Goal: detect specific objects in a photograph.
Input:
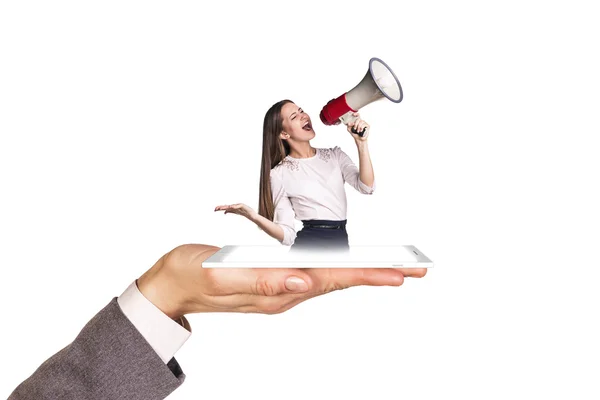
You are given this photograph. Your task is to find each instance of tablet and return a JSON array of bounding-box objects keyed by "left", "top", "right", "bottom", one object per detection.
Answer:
[{"left": 202, "top": 245, "right": 434, "bottom": 268}]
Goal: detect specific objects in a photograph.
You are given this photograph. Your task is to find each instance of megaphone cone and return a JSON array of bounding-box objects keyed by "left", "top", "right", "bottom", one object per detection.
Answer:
[{"left": 320, "top": 58, "right": 403, "bottom": 135}]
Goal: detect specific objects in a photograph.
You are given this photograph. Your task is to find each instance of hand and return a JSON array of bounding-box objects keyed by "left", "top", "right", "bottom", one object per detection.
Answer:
[
  {"left": 214, "top": 203, "right": 257, "bottom": 221},
  {"left": 137, "top": 244, "right": 427, "bottom": 319},
  {"left": 346, "top": 112, "right": 370, "bottom": 141}
]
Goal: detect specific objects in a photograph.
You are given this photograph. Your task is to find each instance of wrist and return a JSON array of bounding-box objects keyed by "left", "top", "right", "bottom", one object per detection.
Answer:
[
  {"left": 248, "top": 210, "right": 261, "bottom": 223},
  {"left": 137, "top": 265, "right": 185, "bottom": 320},
  {"left": 356, "top": 140, "right": 368, "bottom": 150}
]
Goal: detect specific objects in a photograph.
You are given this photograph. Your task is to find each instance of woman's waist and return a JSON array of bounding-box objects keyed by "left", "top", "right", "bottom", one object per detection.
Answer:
[
  {"left": 300, "top": 219, "right": 347, "bottom": 229},
  {"left": 291, "top": 203, "right": 346, "bottom": 222}
]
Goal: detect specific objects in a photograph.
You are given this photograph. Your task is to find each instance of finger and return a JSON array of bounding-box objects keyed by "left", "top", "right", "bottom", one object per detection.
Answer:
[
  {"left": 226, "top": 268, "right": 404, "bottom": 314},
  {"left": 308, "top": 268, "right": 405, "bottom": 293},
  {"left": 395, "top": 268, "right": 427, "bottom": 278},
  {"left": 202, "top": 267, "right": 313, "bottom": 296},
  {"left": 211, "top": 284, "right": 314, "bottom": 314},
  {"left": 250, "top": 295, "right": 302, "bottom": 314},
  {"left": 233, "top": 288, "right": 322, "bottom": 314},
  {"left": 233, "top": 298, "right": 295, "bottom": 314}
]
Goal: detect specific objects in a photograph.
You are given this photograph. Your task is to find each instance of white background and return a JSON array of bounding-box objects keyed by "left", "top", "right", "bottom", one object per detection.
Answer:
[{"left": 1, "top": 1, "right": 599, "bottom": 399}]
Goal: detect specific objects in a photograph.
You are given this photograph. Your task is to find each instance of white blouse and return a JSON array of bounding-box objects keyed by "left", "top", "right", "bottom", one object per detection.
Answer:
[{"left": 270, "top": 146, "right": 375, "bottom": 246}]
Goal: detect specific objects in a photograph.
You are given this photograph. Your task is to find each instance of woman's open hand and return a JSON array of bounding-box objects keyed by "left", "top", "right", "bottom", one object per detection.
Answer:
[{"left": 214, "top": 203, "right": 257, "bottom": 221}]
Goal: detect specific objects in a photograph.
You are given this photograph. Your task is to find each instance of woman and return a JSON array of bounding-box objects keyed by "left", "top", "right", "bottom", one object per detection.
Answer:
[{"left": 214, "top": 100, "right": 375, "bottom": 251}]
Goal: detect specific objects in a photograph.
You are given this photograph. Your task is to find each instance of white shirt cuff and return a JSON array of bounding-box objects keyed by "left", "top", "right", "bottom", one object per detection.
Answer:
[
  {"left": 358, "top": 178, "right": 375, "bottom": 194},
  {"left": 117, "top": 281, "right": 191, "bottom": 364}
]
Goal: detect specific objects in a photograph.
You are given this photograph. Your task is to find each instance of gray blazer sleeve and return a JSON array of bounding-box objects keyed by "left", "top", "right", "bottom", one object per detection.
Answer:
[{"left": 8, "top": 298, "right": 185, "bottom": 400}]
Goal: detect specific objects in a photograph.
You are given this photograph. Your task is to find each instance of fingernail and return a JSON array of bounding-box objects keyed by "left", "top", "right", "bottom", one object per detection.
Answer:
[{"left": 285, "top": 276, "right": 308, "bottom": 292}]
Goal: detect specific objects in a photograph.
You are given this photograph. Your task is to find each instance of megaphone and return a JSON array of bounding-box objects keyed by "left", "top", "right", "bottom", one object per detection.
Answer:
[{"left": 320, "top": 57, "right": 403, "bottom": 136}]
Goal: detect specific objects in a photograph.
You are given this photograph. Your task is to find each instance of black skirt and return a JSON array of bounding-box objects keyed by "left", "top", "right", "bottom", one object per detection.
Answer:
[{"left": 291, "top": 219, "right": 349, "bottom": 252}]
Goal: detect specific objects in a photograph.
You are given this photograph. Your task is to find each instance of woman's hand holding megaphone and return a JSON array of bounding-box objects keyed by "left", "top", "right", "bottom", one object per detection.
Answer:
[{"left": 345, "top": 112, "right": 370, "bottom": 141}]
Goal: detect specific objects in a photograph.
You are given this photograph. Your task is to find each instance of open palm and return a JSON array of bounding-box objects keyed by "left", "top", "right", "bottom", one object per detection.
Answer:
[{"left": 214, "top": 203, "right": 256, "bottom": 220}]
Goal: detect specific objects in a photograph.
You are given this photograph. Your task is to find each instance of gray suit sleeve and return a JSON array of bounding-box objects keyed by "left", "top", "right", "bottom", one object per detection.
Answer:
[{"left": 8, "top": 298, "right": 185, "bottom": 400}]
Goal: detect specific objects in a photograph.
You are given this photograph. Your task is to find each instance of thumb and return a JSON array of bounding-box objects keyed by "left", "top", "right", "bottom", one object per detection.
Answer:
[
  {"left": 251, "top": 270, "right": 311, "bottom": 296},
  {"left": 284, "top": 276, "right": 310, "bottom": 293}
]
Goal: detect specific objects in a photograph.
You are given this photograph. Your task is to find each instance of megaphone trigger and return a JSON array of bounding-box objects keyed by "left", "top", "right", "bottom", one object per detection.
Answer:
[{"left": 351, "top": 126, "right": 367, "bottom": 137}]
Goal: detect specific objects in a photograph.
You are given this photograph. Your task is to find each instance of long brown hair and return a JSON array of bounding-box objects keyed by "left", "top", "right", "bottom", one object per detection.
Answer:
[{"left": 258, "top": 99, "right": 293, "bottom": 221}]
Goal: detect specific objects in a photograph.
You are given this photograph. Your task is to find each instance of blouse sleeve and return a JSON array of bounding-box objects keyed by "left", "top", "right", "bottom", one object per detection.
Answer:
[
  {"left": 270, "top": 167, "right": 297, "bottom": 246},
  {"left": 333, "top": 146, "right": 375, "bottom": 194}
]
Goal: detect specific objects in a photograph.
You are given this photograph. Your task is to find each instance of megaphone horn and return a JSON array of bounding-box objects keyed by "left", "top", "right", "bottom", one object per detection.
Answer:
[{"left": 320, "top": 57, "right": 403, "bottom": 136}]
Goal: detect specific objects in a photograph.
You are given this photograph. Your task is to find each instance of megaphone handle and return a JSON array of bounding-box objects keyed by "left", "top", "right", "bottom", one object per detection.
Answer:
[{"left": 341, "top": 112, "right": 366, "bottom": 137}]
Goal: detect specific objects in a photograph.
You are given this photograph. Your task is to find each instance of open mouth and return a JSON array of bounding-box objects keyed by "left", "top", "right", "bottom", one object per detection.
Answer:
[{"left": 302, "top": 121, "right": 312, "bottom": 131}]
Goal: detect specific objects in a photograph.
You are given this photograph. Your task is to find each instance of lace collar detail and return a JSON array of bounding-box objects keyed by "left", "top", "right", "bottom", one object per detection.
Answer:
[
  {"left": 280, "top": 148, "right": 332, "bottom": 171},
  {"left": 280, "top": 157, "right": 300, "bottom": 171}
]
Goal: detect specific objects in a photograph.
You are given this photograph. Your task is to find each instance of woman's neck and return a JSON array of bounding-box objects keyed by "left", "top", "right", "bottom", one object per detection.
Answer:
[{"left": 288, "top": 144, "right": 316, "bottom": 159}]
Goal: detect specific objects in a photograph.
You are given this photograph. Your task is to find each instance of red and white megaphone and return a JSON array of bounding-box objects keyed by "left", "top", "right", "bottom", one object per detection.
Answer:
[{"left": 320, "top": 57, "right": 403, "bottom": 136}]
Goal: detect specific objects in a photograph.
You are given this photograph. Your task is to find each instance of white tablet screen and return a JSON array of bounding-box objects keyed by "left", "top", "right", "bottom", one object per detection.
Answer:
[{"left": 217, "top": 245, "right": 420, "bottom": 263}]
